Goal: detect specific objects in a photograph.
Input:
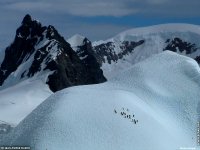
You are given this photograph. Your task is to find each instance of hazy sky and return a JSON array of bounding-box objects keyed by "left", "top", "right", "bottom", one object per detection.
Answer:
[{"left": 0, "top": 0, "right": 200, "bottom": 49}]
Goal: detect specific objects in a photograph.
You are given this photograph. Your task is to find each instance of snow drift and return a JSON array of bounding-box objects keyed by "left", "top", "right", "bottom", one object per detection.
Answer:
[{"left": 1, "top": 51, "right": 200, "bottom": 150}]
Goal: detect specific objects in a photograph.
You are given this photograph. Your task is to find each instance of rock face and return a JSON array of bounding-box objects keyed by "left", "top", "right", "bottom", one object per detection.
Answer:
[
  {"left": 75, "top": 38, "right": 106, "bottom": 82},
  {"left": 92, "top": 37, "right": 200, "bottom": 67},
  {"left": 164, "top": 37, "right": 198, "bottom": 54},
  {"left": 93, "top": 40, "right": 145, "bottom": 65},
  {"left": 164, "top": 37, "right": 200, "bottom": 63},
  {"left": 0, "top": 14, "right": 106, "bottom": 92}
]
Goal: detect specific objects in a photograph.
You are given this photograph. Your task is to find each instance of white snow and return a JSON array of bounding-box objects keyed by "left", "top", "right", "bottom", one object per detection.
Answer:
[
  {"left": 1, "top": 51, "right": 200, "bottom": 150},
  {"left": 0, "top": 28, "right": 68, "bottom": 127},
  {"left": 93, "top": 23, "right": 200, "bottom": 79},
  {"left": 0, "top": 79, "right": 52, "bottom": 126},
  {"left": 67, "top": 34, "right": 85, "bottom": 50}
]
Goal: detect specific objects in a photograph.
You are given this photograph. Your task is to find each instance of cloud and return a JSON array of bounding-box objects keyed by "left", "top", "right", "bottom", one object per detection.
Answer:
[
  {"left": 2, "top": 0, "right": 200, "bottom": 17},
  {"left": 3, "top": 0, "right": 137, "bottom": 17},
  {"left": 0, "top": 0, "right": 200, "bottom": 50},
  {"left": 5, "top": 2, "right": 52, "bottom": 11},
  {"left": 128, "top": 0, "right": 200, "bottom": 17},
  {"left": 64, "top": 2, "right": 138, "bottom": 17}
]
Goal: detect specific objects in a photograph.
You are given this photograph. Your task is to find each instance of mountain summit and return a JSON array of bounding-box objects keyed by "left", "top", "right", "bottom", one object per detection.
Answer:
[{"left": 0, "top": 14, "right": 106, "bottom": 92}]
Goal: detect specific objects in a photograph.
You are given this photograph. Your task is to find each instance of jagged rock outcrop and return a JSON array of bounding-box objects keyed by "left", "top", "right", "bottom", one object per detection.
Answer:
[
  {"left": 0, "top": 14, "right": 106, "bottom": 92},
  {"left": 93, "top": 40, "right": 145, "bottom": 65},
  {"left": 164, "top": 37, "right": 198, "bottom": 54}
]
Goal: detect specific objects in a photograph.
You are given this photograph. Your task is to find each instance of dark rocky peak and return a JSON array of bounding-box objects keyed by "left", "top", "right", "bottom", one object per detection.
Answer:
[
  {"left": 80, "top": 38, "right": 93, "bottom": 53},
  {"left": 46, "top": 25, "right": 56, "bottom": 39},
  {"left": 83, "top": 38, "right": 91, "bottom": 45},
  {"left": 68, "top": 37, "right": 106, "bottom": 88},
  {"left": 70, "top": 36, "right": 93, "bottom": 59},
  {"left": 0, "top": 15, "right": 47, "bottom": 85},
  {"left": 22, "top": 14, "right": 32, "bottom": 25},
  {"left": 17, "top": 14, "right": 44, "bottom": 40},
  {"left": 0, "top": 15, "right": 106, "bottom": 92}
]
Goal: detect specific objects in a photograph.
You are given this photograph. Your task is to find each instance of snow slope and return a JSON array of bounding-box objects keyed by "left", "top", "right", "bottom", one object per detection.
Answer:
[
  {"left": 67, "top": 34, "right": 85, "bottom": 51},
  {"left": 93, "top": 23, "right": 200, "bottom": 78},
  {"left": 0, "top": 78, "right": 52, "bottom": 126},
  {"left": 1, "top": 51, "right": 200, "bottom": 150}
]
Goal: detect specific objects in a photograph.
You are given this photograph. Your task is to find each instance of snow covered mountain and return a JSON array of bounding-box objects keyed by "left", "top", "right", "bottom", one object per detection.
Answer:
[
  {"left": 0, "top": 14, "right": 106, "bottom": 127},
  {"left": 95, "top": 24, "right": 200, "bottom": 78},
  {"left": 68, "top": 24, "right": 200, "bottom": 78},
  {"left": 0, "top": 14, "right": 106, "bottom": 92},
  {"left": 1, "top": 51, "right": 200, "bottom": 150}
]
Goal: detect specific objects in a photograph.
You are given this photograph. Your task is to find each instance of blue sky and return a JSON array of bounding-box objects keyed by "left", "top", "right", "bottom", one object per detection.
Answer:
[{"left": 0, "top": 0, "right": 200, "bottom": 49}]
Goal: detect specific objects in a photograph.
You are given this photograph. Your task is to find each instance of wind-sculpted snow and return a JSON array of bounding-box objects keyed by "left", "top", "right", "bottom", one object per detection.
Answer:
[{"left": 1, "top": 51, "right": 200, "bottom": 150}]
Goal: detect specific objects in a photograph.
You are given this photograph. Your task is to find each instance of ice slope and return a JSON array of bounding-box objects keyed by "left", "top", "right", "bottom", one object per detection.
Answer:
[
  {"left": 93, "top": 23, "right": 200, "bottom": 78},
  {"left": 0, "top": 78, "right": 52, "bottom": 126},
  {"left": 1, "top": 51, "right": 200, "bottom": 150}
]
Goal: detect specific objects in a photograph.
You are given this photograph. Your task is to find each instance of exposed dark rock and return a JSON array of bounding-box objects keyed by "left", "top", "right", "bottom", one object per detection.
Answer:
[
  {"left": 0, "top": 14, "right": 106, "bottom": 92},
  {"left": 195, "top": 56, "right": 200, "bottom": 64},
  {"left": 0, "top": 14, "right": 44, "bottom": 85},
  {"left": 75, "top": 38, "right": 106, "bottom": 83},
  {"left": 164, "top": 37, "right": 198, "bottom": 54},
  {"left": 93, "top": 40, "right": 145, "bottom": 65}
]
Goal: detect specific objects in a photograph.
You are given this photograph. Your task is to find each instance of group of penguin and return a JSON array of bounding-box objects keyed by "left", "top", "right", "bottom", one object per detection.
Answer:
[{"left": 114, "top": 108, "right": 138, "bottom": 125}]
